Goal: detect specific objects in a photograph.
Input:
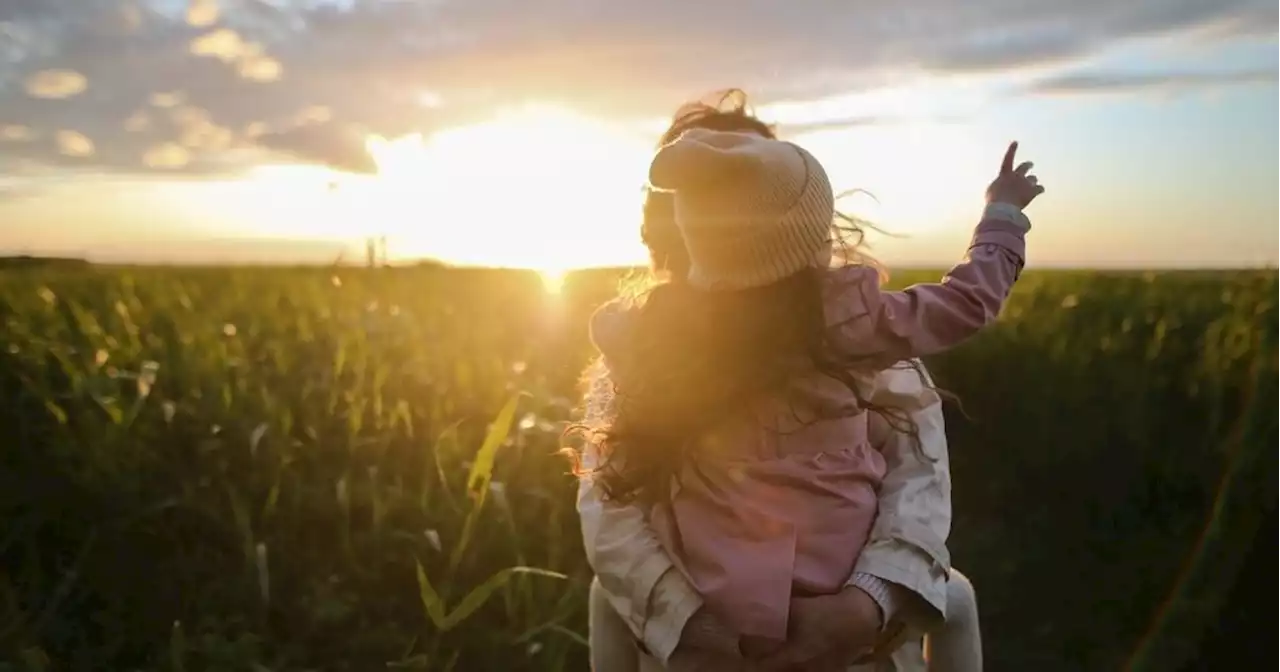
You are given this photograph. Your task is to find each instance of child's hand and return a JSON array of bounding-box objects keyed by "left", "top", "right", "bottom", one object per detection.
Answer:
[{"left": 986, "top": 141, "right": 1044, "bottom": 209}]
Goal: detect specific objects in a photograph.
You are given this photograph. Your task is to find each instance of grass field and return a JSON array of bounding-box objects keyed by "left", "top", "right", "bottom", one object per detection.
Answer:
[{"left": 0, "top": 264, "right": 1275, "bottom": 671}]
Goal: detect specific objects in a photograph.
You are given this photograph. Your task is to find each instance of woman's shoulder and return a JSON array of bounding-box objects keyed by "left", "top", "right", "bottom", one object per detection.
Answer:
[{"left": 869, "top": 361, "right": 941, "bottom": 410}]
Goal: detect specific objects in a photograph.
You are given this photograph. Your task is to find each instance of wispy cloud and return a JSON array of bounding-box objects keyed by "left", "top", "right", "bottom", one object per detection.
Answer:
[
  {"left": 256, "top": 123, "right": 378, "bottom": 174},
  {"left": 1027, "top": 67, "right": 1278, "bottom": 96},
  {"left": 23, "top": 68, "right": 89, "bottom": 99},
  {"left": 776, "top": 114, "right": 968, "bottom": 136},
  {"left": 0, "top": 0, "right": 1274, "bottom": 176}
]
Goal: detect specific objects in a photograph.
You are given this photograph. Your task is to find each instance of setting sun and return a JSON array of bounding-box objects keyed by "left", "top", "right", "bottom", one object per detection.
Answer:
[
  {"left": 359, "top": 104, "right": 652, "bottom": 269},
  {"left": 162, "top": 104, "right": 656, "bottom": 268},
  {"left": 539, "top": 268, "right": 568, "bottom": 294}
]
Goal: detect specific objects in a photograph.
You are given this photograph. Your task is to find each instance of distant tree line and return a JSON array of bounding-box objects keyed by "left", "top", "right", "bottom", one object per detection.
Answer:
[{"left": 0, "top": 255, "right": 91, "bottom": 269}]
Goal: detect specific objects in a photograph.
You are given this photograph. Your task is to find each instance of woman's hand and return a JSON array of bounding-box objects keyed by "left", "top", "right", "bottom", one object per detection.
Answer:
[
  {"left": 752, "top": 586, "right": 884, "bottom": 671},
  {"left": 986, "top": 141, "right": 1045, "bottom": 209}
]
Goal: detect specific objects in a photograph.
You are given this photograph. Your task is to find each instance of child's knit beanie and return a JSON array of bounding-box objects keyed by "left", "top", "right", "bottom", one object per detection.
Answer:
[{"left": 648, "top": 128, "right": 835, "bottom": 290}]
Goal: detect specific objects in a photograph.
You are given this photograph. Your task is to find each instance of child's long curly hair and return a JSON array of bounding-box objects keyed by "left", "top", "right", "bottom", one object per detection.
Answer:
[{"left": 569, "top": 90, "right": 926, "bottom": 508}]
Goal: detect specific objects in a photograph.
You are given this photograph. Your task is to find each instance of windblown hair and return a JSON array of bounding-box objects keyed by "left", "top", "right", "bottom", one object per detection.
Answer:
[{"left": 567, "top": 90, "right": 926, "bottom": 507}]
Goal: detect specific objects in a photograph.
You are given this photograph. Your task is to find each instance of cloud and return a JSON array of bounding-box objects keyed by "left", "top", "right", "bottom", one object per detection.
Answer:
[
  {"left": 142, "top": 142, "right": 191, "bottom": 169},
  {"left": 23, "top": 69, "right": 88, "bottom": 99},
  {"left": 151, "top": 91, "right": 183, "bottom": 108},
  {"left": 0, "top": 0, "right": 1274, "bottom": 177},
  {"left": 1, "top": 124, "right": 37, "bottom": 141},
  {"left": 54, "top": 130, "right": 95, "bottom": 157},
  {"left": 776, "top": 114, "right": 968, "bottom": 136},
  {"left": 1028, "top": 67, "right": 1279, "bottom": 96},
  {"left": 256, "top": 123, "right": 378, "bottom": 175},
  {"left": 185, "top": 0, "right": 219, "bottom": 29},
  {"left": 188, "top": 27, "right": 283, "bottom": 82}
]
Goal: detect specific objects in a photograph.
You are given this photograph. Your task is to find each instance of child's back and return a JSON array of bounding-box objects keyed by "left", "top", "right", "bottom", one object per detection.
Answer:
[
  {"left": 593, "top": 295, "right": 885, "bottom": 644},
  {"left": 588, "top": 128, "right": 1042, "bottom": 652}
]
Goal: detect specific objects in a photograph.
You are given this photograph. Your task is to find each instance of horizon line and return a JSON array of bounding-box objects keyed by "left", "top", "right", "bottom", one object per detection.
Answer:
[{"left": 2, "top": 254, "right": 1274, "bottom": 274}]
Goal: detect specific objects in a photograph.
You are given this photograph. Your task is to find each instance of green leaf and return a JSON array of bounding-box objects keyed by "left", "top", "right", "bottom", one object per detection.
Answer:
[
  {"left": 393, "top": 400, "right": 414, "bottom": 438},
  {"left": 262, "top": 480, "right": 281, "bottom": 520},
  {"left": 415, "top": 558, "right": 566, "bottom": 633},
  {"left": 465, "top": 394, "right": 523, "bottom": 502},
  {"left": 44, "top": 401, "right": 67, "bottom": 425},
  {"left": 414, "top": 559, "right": 448, "bottom": 629},
  {"left": 440, "top": 566, "right": 565, "bottom": 630},
  {"left": 447, "top": 395, "right": 524, "bottom": 572},
  {"left": 169, "top": 620, "right": 186, "bottom": 672}
]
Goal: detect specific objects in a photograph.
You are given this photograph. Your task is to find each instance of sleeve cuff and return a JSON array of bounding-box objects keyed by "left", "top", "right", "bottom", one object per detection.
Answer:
[
  {"left": 854, "top": 536, "right": 950, "bottom": 630},
  {"left": 627, "top": 552, "right": 676, "bottom": 632},
  {"left": 971, "top": 217, "right": 1028, "bottom": 263},
  {"left": 678, "top": 608, "right": 742, "bottom": 655},
  {"left": 639, "top": 576, "right": 704, "bottom": 664},
  {"left": 849, "top": 572, "right": 899, "bottom": 629},
  {"left": 983, "top": 202, "right": 1031, "bottom": 231}
]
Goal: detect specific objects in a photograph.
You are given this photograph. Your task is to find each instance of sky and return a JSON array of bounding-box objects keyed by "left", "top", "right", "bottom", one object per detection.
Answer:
[{"left": 0, "top": 0, "right": 1276, "bottom": 270}]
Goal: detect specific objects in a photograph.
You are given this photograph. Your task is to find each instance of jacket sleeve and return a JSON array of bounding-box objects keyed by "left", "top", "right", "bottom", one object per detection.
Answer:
[
  {"left": 847, "top": 361, "right": 953, "bottom": 629},
  {"left": 575, "top": 359, "right": 703, "bottom": 664},
  {"left": 825, "top": 204, "right": 1029, "bottom": 368}
]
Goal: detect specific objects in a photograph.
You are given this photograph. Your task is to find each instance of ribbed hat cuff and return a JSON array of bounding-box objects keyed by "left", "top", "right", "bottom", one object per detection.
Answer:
[{"left": 685, "top": 221, "right": 832, "bottom": 290}]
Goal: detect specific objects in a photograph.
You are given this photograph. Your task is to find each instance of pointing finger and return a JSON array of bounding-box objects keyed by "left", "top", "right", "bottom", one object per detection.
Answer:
[{"left": 1001, "top": 141, "right": 1018, "bottom": 174}]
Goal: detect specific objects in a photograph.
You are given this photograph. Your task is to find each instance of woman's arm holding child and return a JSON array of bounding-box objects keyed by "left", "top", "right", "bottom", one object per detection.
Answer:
[
  {"left": 574, "top": 359, "right": 709, "bottom": 664},
  {"left": 852, "top": 361, "right": 953, "bottom": 630}
]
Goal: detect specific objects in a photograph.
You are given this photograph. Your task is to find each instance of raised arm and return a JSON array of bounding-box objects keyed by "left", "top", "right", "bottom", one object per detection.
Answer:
[
  {"left": 824, "top": 206, "right": 1026, "bottom": 367},
  {"left": 825, "top": 143, "right": 1044, "bottom": 367}
]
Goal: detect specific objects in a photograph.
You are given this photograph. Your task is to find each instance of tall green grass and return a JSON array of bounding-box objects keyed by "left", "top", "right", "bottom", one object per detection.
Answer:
[{"left": 0, "top": 265, "right": 1274, "bottom": 671}]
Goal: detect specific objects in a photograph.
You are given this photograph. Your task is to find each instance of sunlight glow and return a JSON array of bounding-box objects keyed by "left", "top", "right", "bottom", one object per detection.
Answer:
[
  {"left": 176, "top": 104, "right": 654, "bottom": 269},
  {"left": 539, "top": 268, "right": 568, "bottom": 294},
  {"left": 169, "top": 99, "right": 989, "bottom": 270},
  {"left": 796, "top": 122, "right": 989, "bottom": 238},
  {"left": 359, "top": 104, "right": 652, "bottom": 269}
]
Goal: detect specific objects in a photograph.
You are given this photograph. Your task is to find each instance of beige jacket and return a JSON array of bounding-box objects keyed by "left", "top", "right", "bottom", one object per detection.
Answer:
[{"left": 576, "top": 360, "right": 953, "bottom": 665}]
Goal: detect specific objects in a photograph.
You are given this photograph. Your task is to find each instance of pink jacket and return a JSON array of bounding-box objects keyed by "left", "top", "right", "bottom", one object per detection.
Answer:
[{"left": 590, "top": 208, "right": 1028, "bottom": 643}]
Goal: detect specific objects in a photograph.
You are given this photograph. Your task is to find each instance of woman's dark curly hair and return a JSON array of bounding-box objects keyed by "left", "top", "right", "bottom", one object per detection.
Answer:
[{"left": 570, "top": 90, "right": 925, "bottom": 507}]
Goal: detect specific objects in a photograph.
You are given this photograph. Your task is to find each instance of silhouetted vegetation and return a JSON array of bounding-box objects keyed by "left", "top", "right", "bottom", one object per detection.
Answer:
[
  {"left": 0, "top": 265, "right": 1274, "bottom": 671},
  {"left": 0, "top": 256, "right": 90, "bottom": 270}
]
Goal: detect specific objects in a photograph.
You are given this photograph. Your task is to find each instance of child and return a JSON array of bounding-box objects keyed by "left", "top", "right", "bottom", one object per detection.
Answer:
[{"left": 586, "top": 128, "right": 1042, "bottom": 664}]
